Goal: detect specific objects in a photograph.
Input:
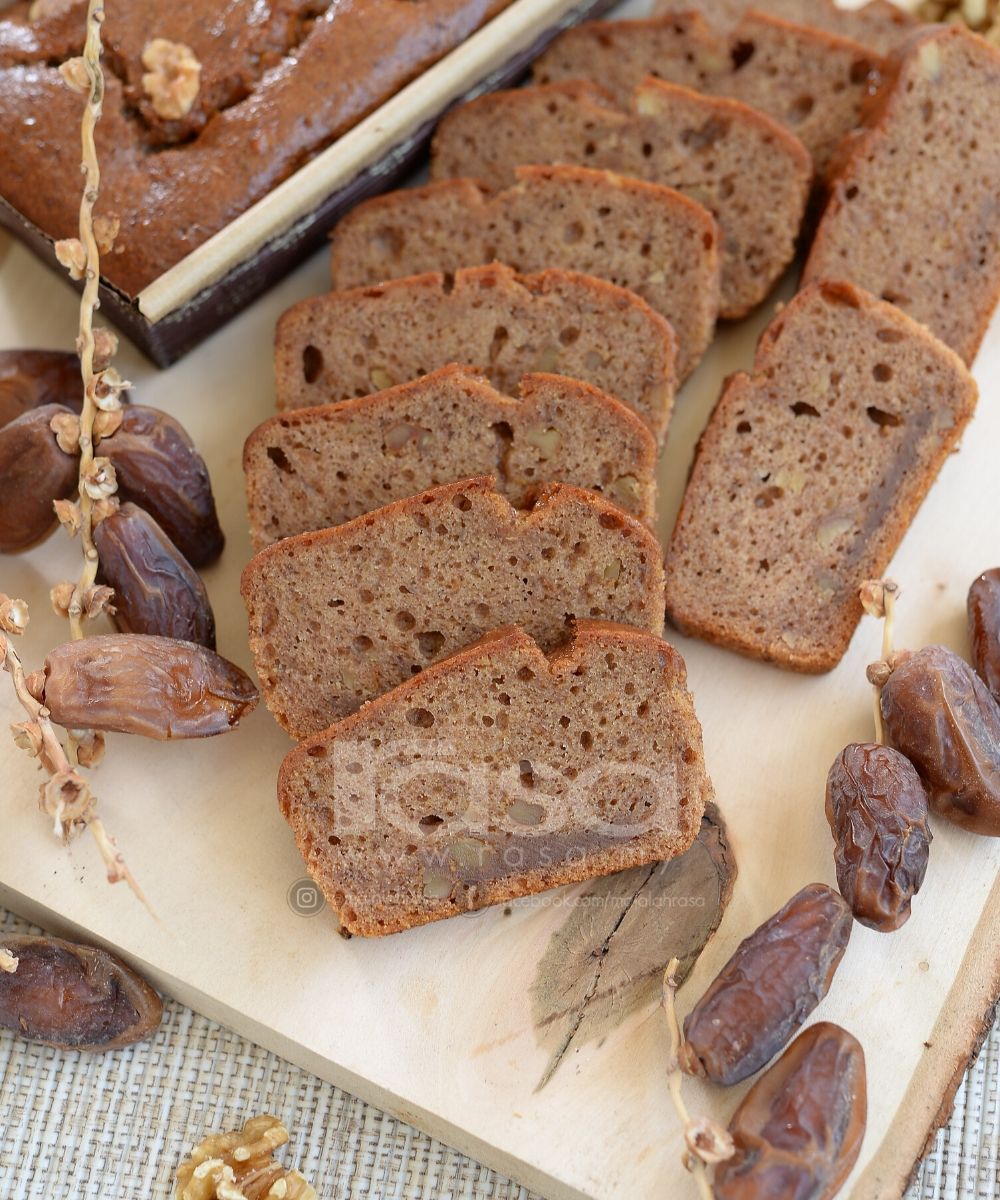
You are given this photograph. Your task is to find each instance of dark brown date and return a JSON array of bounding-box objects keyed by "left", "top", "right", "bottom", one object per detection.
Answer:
[
  {"left": 681, "top": 884, "right": 852, "bottom": 1085},
  {"left": 0, "top": 934, "right": 162, "bottom": 1050},
  {"left": 713, "top": 1022, "right": 867, "bottom": 1200},
  {"left": 969, "top": 568, "right": 1000, "bottom": 703},
  {"left": 94, "top": 502, "right": 216, "bottom": 648},
  {"left": 102, "top": 405, "right": 224, "bottom": 567},
  {"left": 826, "top": 743, "right": 931, "bottom": 932},
  {"left": 0, "top": 403, "right": 79, "bottom": 552},
  {"left": 881, "top": 645, "right": 1000, "bottom": 836},
  {"left": 37, "top": 634, "right": 258, "bottom": 739},
  {"left": 0, "top": 349, "right": 82, "bottom": 428}
]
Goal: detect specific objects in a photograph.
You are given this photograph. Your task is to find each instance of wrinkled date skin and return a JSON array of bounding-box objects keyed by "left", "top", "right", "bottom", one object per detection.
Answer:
[
  {"left": 968, "top": 569, "right": 1000, "bottom": 703},
  {"left": 681, "top": 884, "right": 852, "bottom": 1085},
  {"left": 0, "top": 403, "right": 79, "bottom": 552},
  {"left": 102, "top": 405, "right": 225, "bottom": 567},
  {"left": 0, "top": 935, "right": 162, "bottom": 1050},
  {"left": 37, "top": 634, "right": 258, "bottom": 739},
  {"left": 714, "top": 1022, "right": 867, "bottom": 1200},
  {"left": 881, "top": 645, "right": 1000, "bottom": 836},
  {"left": 95, "top": 502, "right": 216, "bottom": 648},
  {"left": 0, "top": 349, "right": 82, "bottom": 428},
  {"left": 826, "top": 743, "right": 931, "bottom": 932}
]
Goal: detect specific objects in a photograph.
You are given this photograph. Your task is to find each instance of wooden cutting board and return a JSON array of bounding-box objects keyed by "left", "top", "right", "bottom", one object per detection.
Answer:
[{"left": 3, "top": 13, "right": 1000, "bottom": 1199}]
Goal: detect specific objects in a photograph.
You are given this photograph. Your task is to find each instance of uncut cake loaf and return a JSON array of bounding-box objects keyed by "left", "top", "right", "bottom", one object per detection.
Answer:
[
  {"left": 242, "top": 476, "right": 666, "bottom": 738},
  {"left": 330, "top": 164, "right": 721, "bottom": 376},
  {"left": 653, "top": 0, "right": 919, "bottom": 53},
  {"left": 0, "top": 0, "right": 513, "bottom": 295},
  {"left": 429, "top": 80, "right": 810, "bottom": 319},
  {"left": 533, "top": 10, "right": 883, "bottom": 176},
  {"left": 274, "top": 264, "right": 678, "bottom": 443},
  {"left": 804, "top": 24, "right": 1000, "bottom": 366},
  {"left": 665, "top": 281, "right": 977, "bottom": 672},
  {"left": 244, "top": 364, "right": 658, "bottom": 549},
  {"left": 278, "top": 622, "right": 713, "bottom": 935}
]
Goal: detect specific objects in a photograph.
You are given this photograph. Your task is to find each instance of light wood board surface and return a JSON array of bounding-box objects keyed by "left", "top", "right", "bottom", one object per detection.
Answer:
[{"left": 2, "top": 13, "right": 999, "bottom": 1200}]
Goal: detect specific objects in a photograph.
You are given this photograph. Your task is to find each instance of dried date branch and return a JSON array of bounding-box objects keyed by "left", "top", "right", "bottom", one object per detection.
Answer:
[
  {"left": 1, "top": 596, "right": 146, "bottom": 905},
  {"left": 661, "top": 957, "right": 733, "bottom": 1200},
  {"left": 861, "top": 578, "right": 899, "bottom": 743}
]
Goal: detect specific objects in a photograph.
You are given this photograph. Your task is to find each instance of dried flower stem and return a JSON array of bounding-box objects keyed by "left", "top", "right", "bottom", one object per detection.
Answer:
[
  {"left": 67, "top": 0, "right": 106, "bottom": 650},
  {"left": 1, "top": 619, "right": 147, "bottom": 907},
  {"left": 861, "top": 579, "right": 900, "bottom": 744},
  {"left": 662, "top": 957, "right": 734, "bottom": 1200}
]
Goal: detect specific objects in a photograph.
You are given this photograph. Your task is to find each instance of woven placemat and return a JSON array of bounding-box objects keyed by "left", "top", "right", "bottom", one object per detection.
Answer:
[{"left": 0, "top": 907, "right": 995, "bottom": 1198}]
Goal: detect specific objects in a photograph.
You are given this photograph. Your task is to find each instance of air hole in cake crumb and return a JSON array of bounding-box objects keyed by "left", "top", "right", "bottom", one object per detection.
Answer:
[
  {"left": 849, "top": 58, "right": 873, "bottom": 84},
  {"left": 867, "top": 406, "right": 903, "bottom": 428},
  {"left": 417, "top": 631, "right": 445, "bottom": 656},
  {"left": 584, "top": 140, "right": 596, "bottom": 156},
  {"left": 360, "top": 589, "right": 375, "bottom": 604},
  {"left": 498, "top": 692, "right": 511, "bottom": 706},
  {"left": 419, "top": 814, "right": 443, "bottom": 831},
  {"left": 791, "top": 401, "right": 820, "bottom": 417},
  {"left": 580, "top": 731, "right": 594, "bottom": 750},
  {"left": 441, "top": 272, "right": 456, "bottom": 295},
  {"left": 302, "top": 345, "right": 323, "bottom": 383},
  {"left": 755, "top": 486, "right": 784, "bottom": 509},
  {"left": 563, "top": 221, "right": 584, "bottom": 244},
  {"left": 517, "top": 666, "right": 535, "bottom": 681},
  {"left": 599, "top": 512, "right": 625, "bottom": 530},
  {"left": 559, "top": 715, "right": 570, "bottom": 728},
  {"left": 328, "top": 835, "right": 341, "bottom": 846},
  {"left": 519, "top": 760, "right": 535, "bottom": 788},
  {"left": 731, "top": 40, "right": 755, "bottom": 69},
  {"left": 266, "top": 446, "right": 294, "bottom": 474},
  {"left": 452, "top": 492, "right": 472, "bottom": 512},
  {"left": 407, "top": 708, "right": 435, "bottom": 728},
  {"left": 789, "top": 94, "right": 814, "bottom": 122},
  {"left": 560, "top": 326, "right": 581, "bottom": 346},
  {"left": 482, "top": 715, "right": 494, "bottom": 727},
  {"left": 541, "top": 547, "right": 555, "bottom": 560},
  {"left": 736, "top": 420, "right": 752, "bottom": 434},
  {"left": 872, "top": 363, "right": 893, "bottom": 383},
  {"left": 637, "top": 701, "right": 649, "bottom": 718},
  {"left": 877, "top": 328, "right": 905, "bottom": 343},
  {"left": 488, "top": 325, "right": 508, "bottom": 363},
  {"left": 844, "top": 185, "right": 859, "bottom": 201},
  {"left": 306, "top": 744, "right": 327, "bottom": 758},
  {"left": 641, "top": 141, "right": 653, "bottom": 158},
  {"left": 395, "top": 610, "right": 415, "bottom": 630},
  {"left": 353, "top": 635, "right": 374, "bottom": 652},
  {"left": 759, "top": 559, "right": 770, "bottom": 573}
]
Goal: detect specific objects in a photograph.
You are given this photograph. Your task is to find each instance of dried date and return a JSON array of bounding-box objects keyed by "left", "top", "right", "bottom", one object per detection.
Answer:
[
  {"left": 713, "top": 1021, "right": 867, "bottom": 1200},
  {"left": 0, "top": 349, "right": 82, "bottom": 428},
  {"left": 102, "top": 405, "right": 224, "bottom": 567},
  {"left": 968, "top": 568, "right": 1000, "bottom": 703},
  {"left": 94, "top": 502, "right": 216, "bottom": 648},
  {"left": 0, "top": 934, "right": 161, "bottom": 1050},
  {"left": 0, "top": 403, "right": 79, "bottom": 552},
  {"left": 881, "top": 644, "right": 1000, "bottom": 836},
  {"left": 34, "top": 634, "right": 258, "bottom": 739},
  {"left": 826, "top": 743, "right": 931, "bottom": 932},
  {"left": 680, "top": 884, "right": 852, "bottom": 1085}
]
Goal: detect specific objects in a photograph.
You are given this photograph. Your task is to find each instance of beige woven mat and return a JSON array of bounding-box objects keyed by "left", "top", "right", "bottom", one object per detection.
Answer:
[{"left": 0, "top": 905, "right": 995, "bottom": 1198}]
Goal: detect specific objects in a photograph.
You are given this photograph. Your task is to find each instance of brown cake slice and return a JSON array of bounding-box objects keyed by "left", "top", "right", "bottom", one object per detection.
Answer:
[
  {"left": 244, "top": 364, "right": 658, "bottom": 550},
  {"left": 665, "top": 281, "right": 977, "bottom": 673},
  {"left": 804, "top": 24, "right": 1000, "bottom": 366},
  {"left": 278, "top": 621, "right": 713, "bottom": 936},
  {"left": 429, "top": 82, "right": 810, "bottom": 319},
  {"left": 652, "top": 0, "right": 920, "bottom": 54},
  {"left": 274, "top": 264, "right": 678, "bottom": 444},
  {"left": 533, "top": 10, "right": 883, "bottom": 177},
  {"left": 242, "top": 476, "right": 667, "bottom": 738},
  {"left": 330, "top": 164, "right": 721, "bottom": 375}
]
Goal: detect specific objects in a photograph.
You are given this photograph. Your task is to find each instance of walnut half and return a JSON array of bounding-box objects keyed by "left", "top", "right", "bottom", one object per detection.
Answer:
[
  {"left": 174, "top": 1115, "right": 316, "bottom": 1200},
  {"left": 141, "top": 38, "right": 202, "bottom": 121}
]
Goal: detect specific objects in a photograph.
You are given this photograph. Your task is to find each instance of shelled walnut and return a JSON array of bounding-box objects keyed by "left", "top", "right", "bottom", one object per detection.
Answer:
[{"left": 175, "top": 1116, "right": 316, "bottom": 1200}]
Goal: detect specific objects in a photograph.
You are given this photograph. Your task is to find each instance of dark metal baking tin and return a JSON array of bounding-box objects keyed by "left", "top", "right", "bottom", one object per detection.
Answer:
[{"left": 0, "top": 0, "right": 616, "bottom": 368}]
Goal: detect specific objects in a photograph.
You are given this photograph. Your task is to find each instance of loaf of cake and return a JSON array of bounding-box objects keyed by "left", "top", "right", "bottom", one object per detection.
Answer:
[
  {"left": 665, "top": 281, "right": 977, "bottom": 672},
  {"left": 533, "top": 10, "right": 883, "bottom": 176},
  {"left": 278, "top": 621, "right": 712, "bottom": 935},
  {"left": 274, "top": 264, "right": 678, "bottom": 444},
  {"left": 0, "top": 0, "right": 512, "bottom": 295},
  {"left": 242, "top": 476, "right": 666, "bottom": 738},
  {"left": 653, "top": 0, "right": 919, "bottom": 53},
  {"left": 804, "top": 25, "right": 1000, "bottom": 366},
  {"left": 330, "top": 164, "right": 721, "bottom": 379},
  {"left": 430, "top": 81, "right": 811, "bottom": 319},
  {"left": 244, "top": 364, "right": 658, "bottom": 550}
]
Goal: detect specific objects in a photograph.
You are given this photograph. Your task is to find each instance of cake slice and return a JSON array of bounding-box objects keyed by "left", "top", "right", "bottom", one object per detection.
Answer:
[
  {"left": 804, "top": 25, "right": 1000, "bottom": 366},
  {"left": 330, "top": 165, "right": 721, "bottom": 373},
  {"left": 533, "top": 10, "right": 883, "bottom": 176},
  {"left": 430, "top": 82, "right": 810, "bottom": 319},
  {"left": 278, "top": 621, "right": 713, "bottom": 935},
  {"left": 652, "top": 0, "right": 919, "bottom": 53},
  {"left": 242, "top": 476, "right": 666, "bottom": 738},
  {"left": 244, "top": 364, "right": 658, "bottom": 550},
  {"left": 274, "top": 264, "right": 678, "bottom": 444},
  {"left": 665, "top": 281, "right": 977, "bottom": 672}
]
